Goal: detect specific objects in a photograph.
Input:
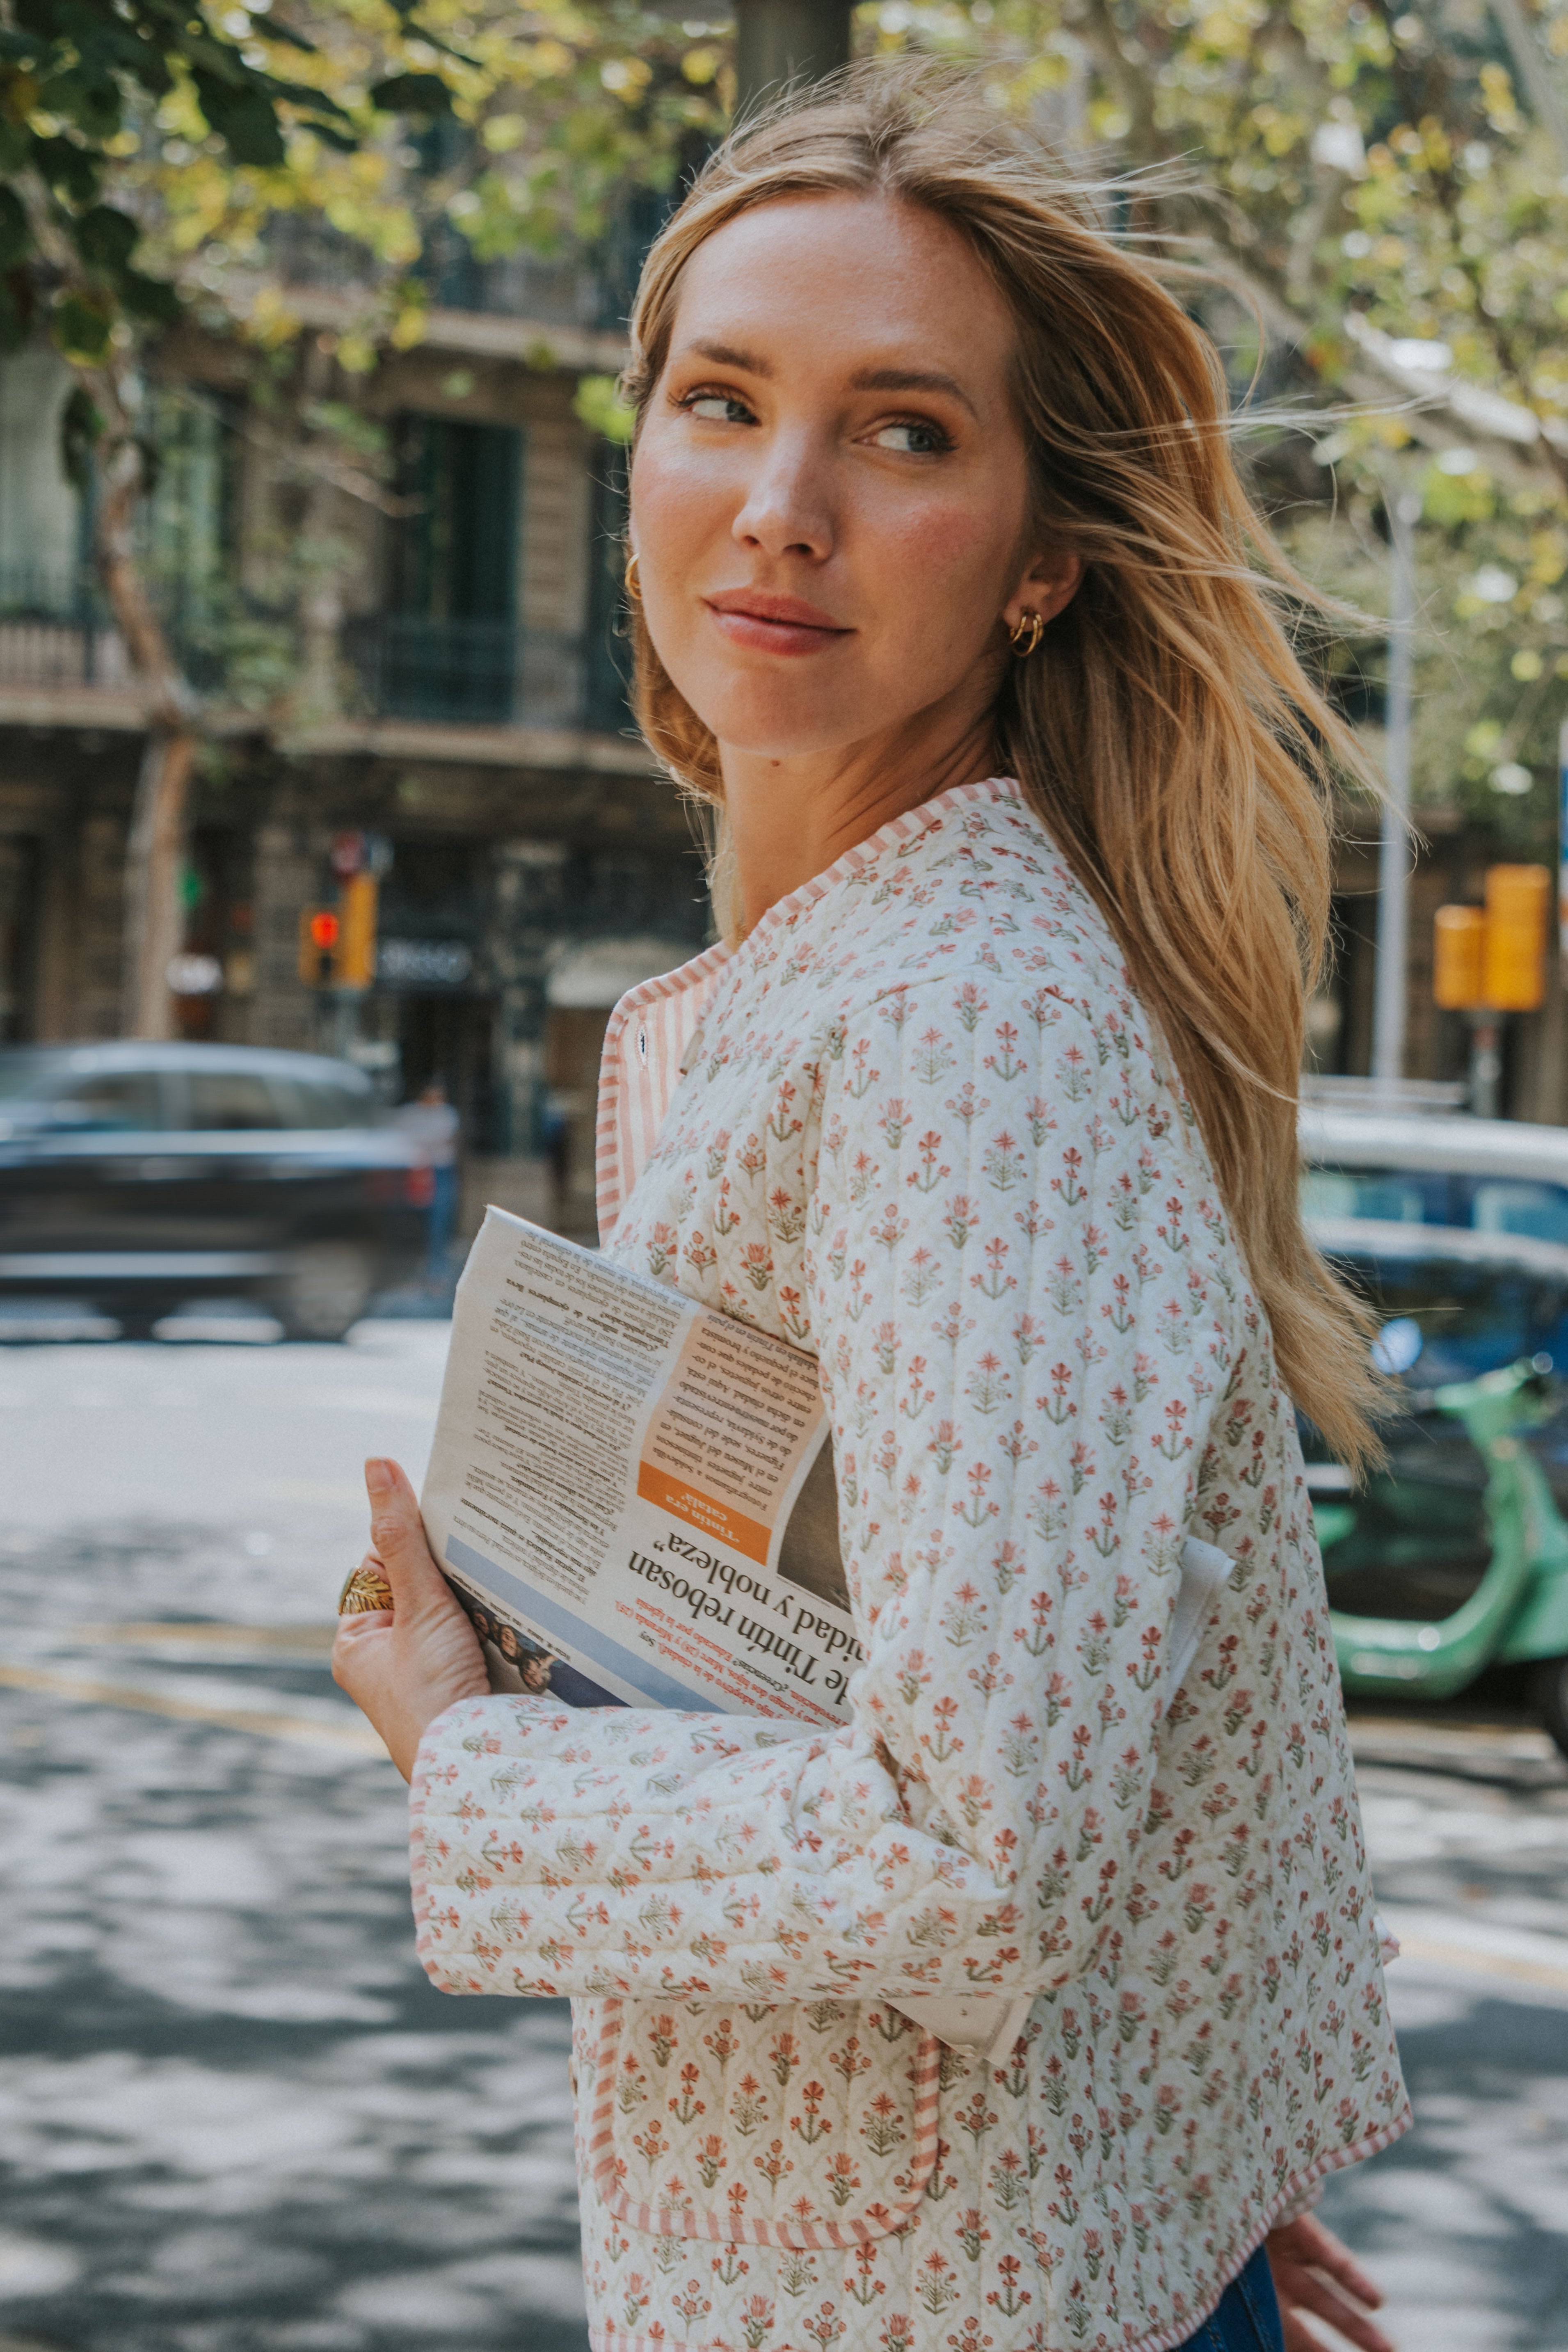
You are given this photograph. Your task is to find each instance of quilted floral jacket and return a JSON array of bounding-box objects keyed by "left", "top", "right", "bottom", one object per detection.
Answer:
[{"left": 411, "top": 776, "right": 1409, "bottom": 2352}]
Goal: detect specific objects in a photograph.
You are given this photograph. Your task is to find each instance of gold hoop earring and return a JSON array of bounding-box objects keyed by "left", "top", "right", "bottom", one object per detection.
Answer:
[
  {"left": 1007, "top": 609, "right": 1044, "bottom": 658},
  {"left": 624, "top": 553, "right": 642, "bottom": 604}
]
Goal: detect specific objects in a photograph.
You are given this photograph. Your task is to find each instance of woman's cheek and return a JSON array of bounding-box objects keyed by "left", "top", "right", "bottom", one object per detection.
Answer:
[
  {"left": 861, "top": 496, "right": 1015, "bottom": 626},
  {"left": 633, "top": 435, "right": 741, "bottom": 562}
]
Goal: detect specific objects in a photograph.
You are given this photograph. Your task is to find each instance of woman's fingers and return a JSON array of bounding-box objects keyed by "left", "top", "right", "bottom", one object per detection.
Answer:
[
  {"left": 1299, "top": 2218, "right": 1384, "bottom": 2312},
  {"left": 364, "top": 1458, "right": 459, "bottom": 1618},
  {"left": 1280, "top": 2316, "right": 1323, "bottom": 2352},
  {"left": 1284, "top": 2267, "right": 1394, "bottom": 2352},
  {"left": 1266, "top": 2216, "right": 1395, "bottom": 2352},
  {"left": 332, "top": 1464, "right": 490, "bottom": 1779}
]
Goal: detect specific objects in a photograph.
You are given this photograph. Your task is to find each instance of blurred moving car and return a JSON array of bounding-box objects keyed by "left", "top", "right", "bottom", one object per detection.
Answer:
[{"left": 0, "top": 1043, "right": 430, "bottom": 1339}]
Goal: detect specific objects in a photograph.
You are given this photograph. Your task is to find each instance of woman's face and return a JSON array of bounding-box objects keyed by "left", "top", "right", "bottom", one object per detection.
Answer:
[{"left": 631, "top": 192, "right": 1070, "bottom": 767}]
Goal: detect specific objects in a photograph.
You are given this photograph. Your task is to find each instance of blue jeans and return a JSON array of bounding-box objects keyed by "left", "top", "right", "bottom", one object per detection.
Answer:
[{"left": 1176, "top": 2246, "right": 1285, "bottom": 2352}]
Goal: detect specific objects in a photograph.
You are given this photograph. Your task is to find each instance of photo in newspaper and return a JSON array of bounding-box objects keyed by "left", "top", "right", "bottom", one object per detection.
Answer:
[{"left": 419, "top": 1208, "right": 862, "bottom": 1726}]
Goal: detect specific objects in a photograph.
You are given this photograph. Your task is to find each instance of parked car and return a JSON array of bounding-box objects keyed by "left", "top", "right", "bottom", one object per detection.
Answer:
[
  {"left": 1301, "top": 1100, "right": 1568, "bottom": 1248},
  {"left": 1301, "top": 1096, "right": 1568, "bottom": 1512},
  {"left": 1300, "top": 1220, "right": 1568, "bottom": 1752},
  {"left": 0, "top": 1043, "right": 430, "bottom": 1339}
]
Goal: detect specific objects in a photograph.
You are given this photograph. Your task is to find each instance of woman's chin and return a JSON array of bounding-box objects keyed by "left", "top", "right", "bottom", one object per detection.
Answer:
[{"left": 694, "top": 691, "right": 885, "bottom": 766}]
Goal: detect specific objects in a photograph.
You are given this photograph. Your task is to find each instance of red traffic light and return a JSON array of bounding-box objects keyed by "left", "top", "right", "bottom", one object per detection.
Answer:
[{"left": 308, "top": 911, "right": 341, "bottom": 951}]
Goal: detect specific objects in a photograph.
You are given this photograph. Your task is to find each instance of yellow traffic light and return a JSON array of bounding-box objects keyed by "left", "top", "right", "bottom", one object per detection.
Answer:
[
  {"left": 299, "top": 907, "right": 341, "bottom": 989},
  {"left": 1433, "top": 867, "right": 1552, "bottom": 1014},
  {"left": 1433, "top": 905, "right": 1486, "bottom": 1010},
  {"left": 336, "top": 873, "right": 378, "bottom": 992},
  {"left": 1482, "top": 863, "right": 1550, "bottom": 1012}
]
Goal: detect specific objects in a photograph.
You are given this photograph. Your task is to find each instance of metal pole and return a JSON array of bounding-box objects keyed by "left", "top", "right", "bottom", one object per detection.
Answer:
[{"left": 1372, "top": 489, "right": 1419, "bottom": 1091}]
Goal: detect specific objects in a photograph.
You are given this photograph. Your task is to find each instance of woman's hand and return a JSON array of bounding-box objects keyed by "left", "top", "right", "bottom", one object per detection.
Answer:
[
  {"left": 331, "top": 1458, "right": 490, "bottom": 1780},
  {"left": 1265, "top": 2213, "right": 1394, "bottom": 2352}
]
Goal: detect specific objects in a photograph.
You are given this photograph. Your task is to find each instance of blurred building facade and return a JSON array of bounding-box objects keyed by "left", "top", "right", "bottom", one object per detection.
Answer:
[
  {"left": 0, "top": 246, "right": 711, "bottom": 1238},
  {"left": 1305, "top": 806, "right": 1568, "bottom": 1128},
  {"left": 2, "top": 235, "right": 1566, "bottom": 1200}
]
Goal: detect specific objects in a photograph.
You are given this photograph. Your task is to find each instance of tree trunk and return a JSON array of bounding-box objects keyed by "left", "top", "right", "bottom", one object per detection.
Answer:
[
  {"left": 81, "top": 365, "right": 200, "bottom": 1040},
  {"left": 121, "top": 729, "right": 196, "bottom": 1038}
]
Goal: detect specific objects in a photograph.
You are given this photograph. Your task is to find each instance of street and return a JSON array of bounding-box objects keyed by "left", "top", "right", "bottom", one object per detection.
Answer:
[{"left": 1, "top": 1320, "right": 1567, "bottom": 2352}]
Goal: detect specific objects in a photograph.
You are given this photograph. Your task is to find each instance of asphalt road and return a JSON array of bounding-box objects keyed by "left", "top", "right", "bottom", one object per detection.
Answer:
[{"left": 2, "top": 1316, "right": 1567, "bottom": 2352}]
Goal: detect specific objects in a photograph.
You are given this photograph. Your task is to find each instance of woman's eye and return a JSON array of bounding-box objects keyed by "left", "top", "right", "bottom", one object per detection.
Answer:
[
  {"left": 870, "top": 419, "right": 951, "bottom": 455},
  {"left": 683, "top": 391, "right": 752, "bottom": 424}
]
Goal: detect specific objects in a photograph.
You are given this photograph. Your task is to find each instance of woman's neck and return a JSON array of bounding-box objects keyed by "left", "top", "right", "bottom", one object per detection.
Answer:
[{"left": 720, "top": 704, "right": 998, "bottom": 936}]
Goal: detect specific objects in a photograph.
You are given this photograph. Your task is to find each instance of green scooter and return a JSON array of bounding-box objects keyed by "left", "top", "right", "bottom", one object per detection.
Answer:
[{"left": 1311, "top": 1356, "right": 1568, "bottom": 1757}]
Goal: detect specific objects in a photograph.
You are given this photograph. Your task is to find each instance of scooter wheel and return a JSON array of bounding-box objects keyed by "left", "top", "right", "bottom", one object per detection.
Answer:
[{"left": 1529, "top": 1655, "right": 1568, "bottom": 1762}]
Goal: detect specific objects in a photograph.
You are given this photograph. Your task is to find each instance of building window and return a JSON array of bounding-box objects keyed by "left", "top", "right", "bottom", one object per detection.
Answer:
[
  {"left": 585, "top": 448, "right": 631, "bottom": 736},
  {"left": 377, "top": 414, "right": 523, "bottom": 722}
]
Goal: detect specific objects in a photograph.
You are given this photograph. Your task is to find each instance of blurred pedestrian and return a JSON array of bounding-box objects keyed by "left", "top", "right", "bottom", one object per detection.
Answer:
[{"left": 395, "top": 1078, "right": 459, "bottom": 1288}]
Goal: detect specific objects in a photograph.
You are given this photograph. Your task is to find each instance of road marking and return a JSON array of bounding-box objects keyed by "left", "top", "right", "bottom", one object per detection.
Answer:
[
  {"left": 1383, "top": 1906, "right": 1568, "bottom": 1999},
  {"left": 66, "top": 1622, "right": 336, "bottom": 1657},
  {"left": 1394, "top": 1932, "right": 1568, "bottom": 1997},
  {"left": 0, "top": 1662, "right": 387, "bottom": 1756}
]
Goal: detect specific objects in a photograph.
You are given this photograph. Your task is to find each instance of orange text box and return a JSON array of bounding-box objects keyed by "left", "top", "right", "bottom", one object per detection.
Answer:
[{"left": 636, "top": 1460, "right": 772, "bottom": 1565}]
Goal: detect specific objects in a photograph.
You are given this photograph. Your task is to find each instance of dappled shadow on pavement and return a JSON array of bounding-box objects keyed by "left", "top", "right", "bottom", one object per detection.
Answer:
[{"left": 0, "top": 1522, "right": 587, "bottom": 2352}]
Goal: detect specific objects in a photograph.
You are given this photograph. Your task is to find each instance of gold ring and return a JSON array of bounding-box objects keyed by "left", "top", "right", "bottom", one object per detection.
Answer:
[{"left": 338, "top": 1563, "right": 394, "bottom": 1615}]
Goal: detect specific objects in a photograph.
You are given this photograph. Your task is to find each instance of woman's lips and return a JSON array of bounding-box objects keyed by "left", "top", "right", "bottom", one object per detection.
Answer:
[{"left": 704, "top": 590, "right": 851, "bottom": 657}]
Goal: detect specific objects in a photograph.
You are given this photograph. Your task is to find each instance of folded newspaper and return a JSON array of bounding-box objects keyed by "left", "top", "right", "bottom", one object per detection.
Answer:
[{"left": 419, "top": 1205, "right": 1234, "bottom": 2059}]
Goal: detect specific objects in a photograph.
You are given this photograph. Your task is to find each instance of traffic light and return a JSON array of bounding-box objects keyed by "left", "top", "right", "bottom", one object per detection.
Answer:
[
  {"left": 336, "top": 873, "right": 378, "bottom": 992},
  {"left": 1433, "top": 865, "right": 1551, "bottom": 1013},
  {"left": 299, "top": 908, "right": 341, "bottom": 988},
  {"left": 1482, "top": 864, "right": 1550, "bottom": 1012},
  {"left": 1433, "top": 905, "right": 1486, "bottom": 1009}
]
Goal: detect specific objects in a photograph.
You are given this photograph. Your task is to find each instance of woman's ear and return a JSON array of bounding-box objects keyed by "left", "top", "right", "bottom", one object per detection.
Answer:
[{"left": 1003, "top": 551, "right": 1083, "bottom": 635}]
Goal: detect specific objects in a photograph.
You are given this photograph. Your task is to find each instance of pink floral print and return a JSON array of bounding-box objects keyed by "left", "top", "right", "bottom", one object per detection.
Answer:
[{"left": 411, "top": 778, "right": 1408, "bottom": 2352}]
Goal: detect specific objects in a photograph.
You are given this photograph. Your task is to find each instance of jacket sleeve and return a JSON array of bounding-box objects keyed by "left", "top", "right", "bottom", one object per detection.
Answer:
[{"left": 411, "top": 980, "right": 1232, "bottom": 2003}]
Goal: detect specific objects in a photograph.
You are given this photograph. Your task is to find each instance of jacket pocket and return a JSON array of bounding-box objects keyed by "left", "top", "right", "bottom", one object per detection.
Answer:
[{"left": 586, "top": 1995, "right": 941, "bottom": 2247}]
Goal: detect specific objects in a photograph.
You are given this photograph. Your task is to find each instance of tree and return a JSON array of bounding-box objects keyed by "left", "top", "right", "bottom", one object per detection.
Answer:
[
  {"left": 0, "top": 0, "right": 367, "bottom": 1032},
  {"left": 862, "top": 0, "right": 1568, "bottom": 843},
  {"left": 1, "top": 0, "right": 731, "bottom": 1032}
]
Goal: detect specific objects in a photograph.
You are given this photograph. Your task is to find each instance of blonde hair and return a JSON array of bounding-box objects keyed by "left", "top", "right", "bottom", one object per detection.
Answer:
[{"left": 621, "top": 62, "right": 1383, "bottom": 1474}]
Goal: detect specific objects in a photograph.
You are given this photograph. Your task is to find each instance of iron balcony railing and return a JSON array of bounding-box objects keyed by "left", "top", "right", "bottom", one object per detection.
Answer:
[
  {"left": 342, "top": 614, "right": 631, "bottom": 735},
  {"left": 0, "top": 567, "right": 130, "bottom": 691},
  {"left": 0, "top": 572, "right": 633, "bottom": 739}
]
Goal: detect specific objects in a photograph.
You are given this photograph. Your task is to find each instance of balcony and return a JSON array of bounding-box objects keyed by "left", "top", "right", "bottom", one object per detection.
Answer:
[
  {"left": 0, "top": 584, "right": 634, "bottom": 755},
  {"left": 0, "top": 571, "right": 132, "bottom": 694},
  {"left": 342, "top": 614, "right": 631, "bottom": 736}
]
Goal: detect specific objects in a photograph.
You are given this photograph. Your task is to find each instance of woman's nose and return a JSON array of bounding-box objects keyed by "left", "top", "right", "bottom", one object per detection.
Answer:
[{"left": 731, "top": 430, "right": 834, "bottom": 561}]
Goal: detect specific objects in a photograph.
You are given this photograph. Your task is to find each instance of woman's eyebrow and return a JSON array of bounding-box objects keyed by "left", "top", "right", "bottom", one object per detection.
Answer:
[
  {"left": 850, "top": 366, "right": 978, "bottom": 420},
  {"left": 684, "top": 338, "right": 773, "bottom": 375},
  {"left": 679, "top": 342, "right": 979, "bottom": 420}
]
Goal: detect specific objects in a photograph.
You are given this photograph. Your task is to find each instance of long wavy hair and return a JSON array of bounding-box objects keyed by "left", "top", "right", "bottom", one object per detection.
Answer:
[{"left": 619, "top": 62, "right": 1383, "bottom": 1473}]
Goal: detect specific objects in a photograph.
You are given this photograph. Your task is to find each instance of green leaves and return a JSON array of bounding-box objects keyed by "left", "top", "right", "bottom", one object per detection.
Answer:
[
  {"left": 59, "top": 383, "right": 104, "bottom": 491},
  {"left": 70, "top": 203, "right": 139, "bottom": 273},
  {"left": 51, "top": 289, "right": 114, "bottom": 363},
  {"left": 0, "top": 0, "right": 379, "bottom": 363},
  {"left": 369, "top": 71, "right": 454, "bottom": 115},
  {"left": 32, "top": 133, "right": 102, "bottom": 206},
  {"left": 189, "top": 71, "right": 289, "bottom": 168},
  {"left": 0, "top": 187, "right": 28, "bottom": 275}
]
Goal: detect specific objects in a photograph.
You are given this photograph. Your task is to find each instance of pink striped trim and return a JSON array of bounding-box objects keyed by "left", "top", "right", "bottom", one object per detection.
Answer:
[
  {"left": 587, "top": 1997, "right": 942, "bottom": 2248},
  {"left": 596, "top": 942, "right": 732, "bottom": 1242},
  {"left": 590, "top": 2331, "right": 726, "bottom": 2352}
]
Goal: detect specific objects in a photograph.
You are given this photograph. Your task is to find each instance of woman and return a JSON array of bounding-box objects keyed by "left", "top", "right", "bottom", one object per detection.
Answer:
[{"left": 336, "top": 67, "right": 1409, "bottom": 2352}]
